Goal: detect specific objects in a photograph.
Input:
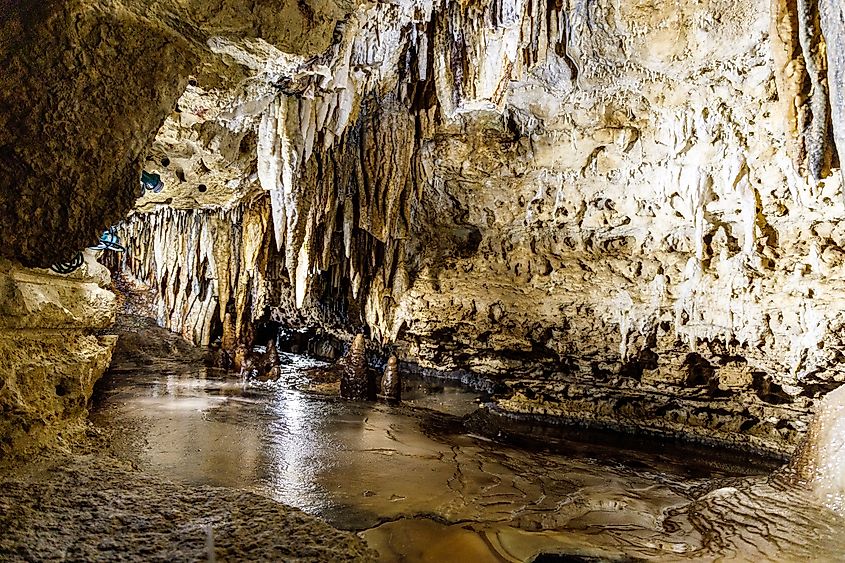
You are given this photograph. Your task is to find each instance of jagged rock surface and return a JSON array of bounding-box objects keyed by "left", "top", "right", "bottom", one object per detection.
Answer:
[
  {"left": 116, "top": 200, "right": 276, "bottom": 349},
  {"left": 0, "top": 255, "right": 117, "bottom": 456},
  {"left": 107, "top": 0, "right": 845, "bottom": 453},
  {"left": 819, "top": 0, "right": 845, "bottom": 187}
]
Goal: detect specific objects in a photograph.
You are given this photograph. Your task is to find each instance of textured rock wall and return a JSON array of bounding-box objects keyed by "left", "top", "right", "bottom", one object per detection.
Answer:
[
  {"left": 385, "top": 0, "right": 845, "bottom": 454},
  {"left": 114, "top": 0, "right": 845, "bottom": 454},
  {"left": 0, "top": 255, "right": 117, "bottom": 456},
  {"left": 0, "top": 0, "right": 356, "bottom": 268},
  {"left": 0, "top": 0, "right": 195, "bottom": 267}
]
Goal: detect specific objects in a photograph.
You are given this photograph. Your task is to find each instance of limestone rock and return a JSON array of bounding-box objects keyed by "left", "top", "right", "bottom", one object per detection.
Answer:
[
  {"left": 0, "top": 0, "right": 357, "bottom": 267},
  {"left": 379, "top": 355, "right": 401, "bottom": 402},
  {"left": 820, "top": 0, "right": 845, "bottom": 187},
  {"left": 0, "top": 258, "right": 117, "bottom": 456},
  {"left": 0, "top": 254, "right": 116, "bottom": 331},
  {"left": 241, "top": 338, "right": 282, "bottom": 380},
  {"left": 340, "top": 333, "right": 370, "bottom": 400},
  {"left": 0, "top": 1, "right": 196, "bottom": 267}
]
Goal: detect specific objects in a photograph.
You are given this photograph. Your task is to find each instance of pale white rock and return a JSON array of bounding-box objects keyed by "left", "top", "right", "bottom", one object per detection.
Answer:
[{"left": 114, "top": 0, "right": 845, "bottom": 454}]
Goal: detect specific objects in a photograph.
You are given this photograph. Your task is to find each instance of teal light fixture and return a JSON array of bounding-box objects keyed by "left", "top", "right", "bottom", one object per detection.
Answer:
[
  {"left": 88, "top": 229, "right": 125, "bottom": 252},
  {"left": 141, "top": 170, "right": 164, "bottom": 193}
]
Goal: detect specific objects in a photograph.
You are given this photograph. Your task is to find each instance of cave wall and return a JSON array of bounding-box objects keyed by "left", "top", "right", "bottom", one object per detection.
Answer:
[
  {"left": 0, "top": 254, "right": 117, "bottom": 456},
  {"left": 387, "top": 0, "right": 845, "bottom": 454},
  {"left": 0, "top": 0, "right": 195, "bottom": 267},
  {"left": 111, "top": 0, "right": 845, "bottom": 455},
  {"left": 819, "top": 0, "right": 845, "bottom": 187},
  {"left": 0, "top": 0, "right": 357, "bottom": 268}
]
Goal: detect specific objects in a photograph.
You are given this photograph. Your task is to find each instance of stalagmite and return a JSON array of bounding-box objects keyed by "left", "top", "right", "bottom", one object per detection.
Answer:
[
  {"left": 340, "top": 333, "right": 370, "bottom": 400},
  {"left": 379, "top": 355, "right": 402, "bottom": 402}
]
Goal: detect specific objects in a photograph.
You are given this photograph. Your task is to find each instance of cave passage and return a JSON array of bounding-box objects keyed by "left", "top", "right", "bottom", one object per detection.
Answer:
[{"left": 4, "top": 0, "right": 845, "bottom": 560}]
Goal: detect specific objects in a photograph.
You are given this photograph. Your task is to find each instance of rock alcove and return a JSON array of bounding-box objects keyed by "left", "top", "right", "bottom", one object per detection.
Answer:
[{"left": 3, "top": 0, "right": 845, "bottom": 560}]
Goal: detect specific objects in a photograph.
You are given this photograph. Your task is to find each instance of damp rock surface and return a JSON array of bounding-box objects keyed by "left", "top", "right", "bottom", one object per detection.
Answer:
[
  {"left": 0, "top": 255, "right": 117, "bottom": 456},
  {"left": 0, "top": 455, "right": 375, "bottom": 563}
]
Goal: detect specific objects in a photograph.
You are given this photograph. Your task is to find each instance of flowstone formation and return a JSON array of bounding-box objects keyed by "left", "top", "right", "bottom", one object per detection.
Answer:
[{"left": 100, "top": 0, "right": 845, "bottom": 455}]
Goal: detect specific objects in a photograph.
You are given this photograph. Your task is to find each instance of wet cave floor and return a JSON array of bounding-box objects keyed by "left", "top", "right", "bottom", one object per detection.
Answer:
[{"left": 10, "top": 317, "right": 845, "bottom": 562}]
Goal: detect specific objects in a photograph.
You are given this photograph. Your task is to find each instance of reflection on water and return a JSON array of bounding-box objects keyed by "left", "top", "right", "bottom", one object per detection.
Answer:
[{"left": 92, "top": 350, "right": 845, "bottom": 562}]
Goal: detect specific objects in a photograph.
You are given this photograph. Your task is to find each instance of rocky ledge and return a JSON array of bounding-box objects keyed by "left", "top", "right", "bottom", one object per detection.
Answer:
[
  {"left": 0, "top": 455, "right": 375, "bottom": 562},
  {"left": 0, "top": 254, "right": 118, "bottom": 457}
]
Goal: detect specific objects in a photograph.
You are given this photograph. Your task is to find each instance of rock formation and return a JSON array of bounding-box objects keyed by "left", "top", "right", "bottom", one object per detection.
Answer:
[
  {"left": 0, "top": 456, "right": 375, "bottom": 561},
  {"left": 0, "top": 253, "right": 117, "bottom": 456},
  {"left": 339, "top": 333, "right": 370, "bottom": 400},
  {"left": 241, "top": 338, "right": 282, "bottom": 381},
  {"left": 3, "top": 0, "right": 845, "bottom": 455},
  {"left": 96, "top": 0, "right": 845, "bottom": 455},
  {"left": 0, "top": 0, "right": 356, "bottom": 268},
  {"left": 819, "top": 0, "right": 845, "bottom": 187},
  {"left": 0, "top": 1, "right": 194, "bottom": 267},
  {"left": 379, "top": 355, "right": 401, "bottom": 402}
]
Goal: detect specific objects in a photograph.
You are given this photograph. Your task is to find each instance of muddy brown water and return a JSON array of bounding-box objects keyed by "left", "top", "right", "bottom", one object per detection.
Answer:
[{"left": 90, "top": 346, "right": 845, "bottom": 562}]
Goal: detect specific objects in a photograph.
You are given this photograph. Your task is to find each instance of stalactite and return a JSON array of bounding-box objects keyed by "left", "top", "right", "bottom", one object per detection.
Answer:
[
  {"left": 211, "top": 0, "right": 581, "bottom": 347},
  {"left": 125, "top": 0, "right": 845, "bottom": 364},
  {"left": 118, "top": 197, "right": 275, "bottom": 351},
  {"left": 795, "top": 0, "right": 834, "bottom": 180},
  {"left": 771, "top": 0, "right": 838, "bottom": 180},
  {"left": 771, "top": 0, "right": 811, "bottom": 174},
  {"left": 818, "top": 0, "right": 845, "bottom": 186}
]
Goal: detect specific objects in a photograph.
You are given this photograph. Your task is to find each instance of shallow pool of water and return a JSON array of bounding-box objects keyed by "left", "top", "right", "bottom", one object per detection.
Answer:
[{"left": 90, "top": 342, "right": 845, "bottom": 562}]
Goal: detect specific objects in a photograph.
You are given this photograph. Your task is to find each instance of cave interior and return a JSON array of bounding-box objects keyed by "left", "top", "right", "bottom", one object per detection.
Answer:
[{"left": 3, "top": 0, "right": 845, "bottom": 560}]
